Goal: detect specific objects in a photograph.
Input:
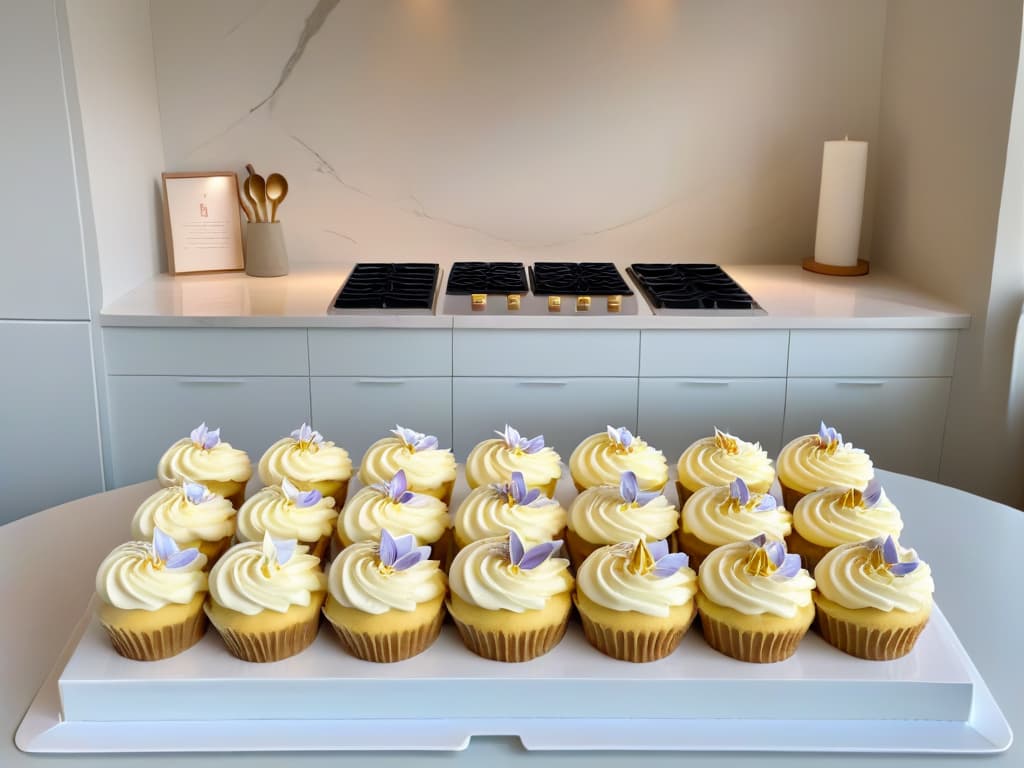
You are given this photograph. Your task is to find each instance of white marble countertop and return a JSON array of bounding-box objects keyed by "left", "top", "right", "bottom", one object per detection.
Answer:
[{"left": 100, "top": 260, "right": 971, "bottom": 330}]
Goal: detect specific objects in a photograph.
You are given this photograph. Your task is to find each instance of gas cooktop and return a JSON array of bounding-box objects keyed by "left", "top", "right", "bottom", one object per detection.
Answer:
[
  {"left": 330, "top": 263, "right": 440, "bottom": 313},
  {"left": 627, "top": 263, "right": 761, "bottom": 314}
]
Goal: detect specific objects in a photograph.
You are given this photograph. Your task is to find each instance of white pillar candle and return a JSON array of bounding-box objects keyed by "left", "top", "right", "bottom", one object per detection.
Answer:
[{"left": 813, "top": 138, "right": 868, "bottom": 267}]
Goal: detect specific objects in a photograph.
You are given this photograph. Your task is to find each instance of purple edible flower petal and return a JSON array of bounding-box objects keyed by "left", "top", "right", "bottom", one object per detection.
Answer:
[
  {"left": 607, "top": 425, "right": 634, "bottom": 448},
  {"left": 190, "top": 422, "right": 221, "bottom": 450},
  {"left": 496, "top": 425, "right": 546, "bottom": 454},
  {"left": 518, "top": 540, "right": 562, "bottom": 570},
  {"left": 379, "top": 528, "right": 399, "bottom": 566},
  {"left": 619, "top": 471, "right": 640, "bottom": 504},
  {"left": 392, "top": 425, "right": 439, "bottom": 452},
  {"left": 651, "top": 552, "right": 690, "bottom": 579},
  {"left": 882, "top": 535, "right": 900, "bottom": 565},
  {"left": 774, "top": 553, "right": 803, "bottom": 579},
  {"left": 754, "top": 493, "right": 778, "bottom": 512},
  {"left": 862, "top": 478, "right": 883, "bottom": 508},
  {"left": 392, "top": 546, "right": 431, "bottom": 571},
  {"left": 817, "top": 421, "right": 843, "bottom": 448},
  {"left": 764, "top": 539, "right": 786, "bottom": 568},
  {"left": 290, "top": 423, "right": 324, "bottom": 445},
  {"left": 750, "top": 533, "right": 768, "bottom": 548},
  {"left": 729, "top": 477, "right": 751, "bottom": 506},
  {"left": 387, "top": 470, "right": 410, "bottom": 502},
  {"left": 647, "top": 539, "right": 670, "bottom": 561},
  {"left": 274, "top": 538, "right": 296, "bottom": 565},
  {"left": 510, "top": 472, "right": 528, "bottom": 504},
  {"left": 522, "top": 435, "right": 546, "bottom": 453},
  {"left": 183, "top": 481, "right": 212, "bottom": 505},
  {"left": 509, "top": 529, "right": 525, "bottom": 566},
  {"left": 153, "top": 527, "right": 178, "bottom": 563},
  {"left": 165, "top": 548, "right": 200, "bottom": 569},
  {"left": 889, "top": 561, "right": 920, "bottom": 576},
  {"left": 282, "top": 478, "right": 323, "bottom": 508}
]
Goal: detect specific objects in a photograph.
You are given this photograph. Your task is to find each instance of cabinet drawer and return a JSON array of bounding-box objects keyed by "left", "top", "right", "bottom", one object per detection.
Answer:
[
  {"left": 452, "top": 377, "right": 638, "bottom": 460},
  {"left": 105, "top": 328, "right": 309, "bottom": 376},
  {"left": 788, "top": 330, "right": 957, "bottom": 377},
  {"left": 107, "top": 376, "right": 311, "bottom": 487},
  {"left": 640, "top": 330, "right": 789, "bottom": 377},
  {"left": 783, "top": 377, "right": 951, "bottom": 479},
  {"left": 309, "top": 329, "right": 452, "bottom": 376},
  {"left": 453, "top": 330, "right": 639, "bottom": 376},
  {"left": 310, "top": 377, "right": 453, "bottom": 464},
  {"left": 638, "top": 378, "right": 786, "bottom": 459}
]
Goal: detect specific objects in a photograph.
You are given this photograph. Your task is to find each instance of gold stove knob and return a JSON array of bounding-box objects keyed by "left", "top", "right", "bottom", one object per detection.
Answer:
[
  {"left": 576, "top": 296, "right": 591, "bottom": 312},
  {"left": 547, "top": 296, "right": 561, "bottom": 313},
  {"left": 507, "top": 294, "right": 521, "bottom": 311},
  {"left": 607, "top": 295, "right": 622, "bottom": 313},
  {"left": 471, "top": 294, "right": 487, "bottom": 312}
]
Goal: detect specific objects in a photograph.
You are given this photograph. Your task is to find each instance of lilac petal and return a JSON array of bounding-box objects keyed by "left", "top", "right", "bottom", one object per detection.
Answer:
[
  {"left": 889, "top": 560, "right": 919, "bottom": 577},
  {"left": 635, "top": 489, "right": 661, "bottom": 506},
  {"left": 883, "top": 535, "right": 899, "bottom": 565},
  {"left": 291, "top": 423, "right": 312, "bottom": 443},
  {"left": 165, "top": 548, "right": 200, "bottom": 569},
  {"left": 294, "top": 488, "right": 323, "bottom": 508},
  {"left": 862, "top": 478, "right": 883, "bottom": 508},
  {"left": 190, "top": 422, "right": 208, "bottom": 445},
  {"left": 522, "top": 435, "right": 546, "bottom": 453},
  {"left": 620, "top": 471, "right": 639, "bottom": 503},
  {"left": 755, "top": 493, "right": 778, "bottom": 512},
  {"left": 379, "top": 528, "right": 398, "bottom": 566},
  {"left": 415, "top": 435, "right": 439, "bottom": 451},
  {"left": 202, "top": 427, "right": 221, "bottom": 450},
  {"left": 764, "top": 539, "right": 786, "bottom": 567},
  {"left": 390, "top": 470, "right": 408, "bottom": 500},
  {"left": 818, "top": 421, "right": 830, "bottom": 443},
  {"left": 606, "top": 425, "right": 619, "bottom": 442},
  {"left": 647, "top": 539, "right": 670, "bottom": 561},
  {"left": 392, "top": 425, "right": 418, "bottom": 444},
  {"left": 774, "top": 553, "right": 803, "bottom": 579},
  {"left": 184, "top": 481, "right": 208, "bottom": 505},
  {"left": 282, "top": 477, "right": 300, "bottom": 498},
  {"left": 509, "top": 529, "right": 525, "bottom": 566},
  {"left": 273, "top": 538, "right": 296, "bottom": 565},
  {"left": 652, "top": 552, "right": 690, "bottom": 578},
  {"left": 729, "top": 477, "right": 751, "bottom": 505},
  {"left": 521, "top": 488, "right": 542, "bottom": 506},
  {"left": 392, "top": 546, "right": 432, "bottom": 571},
  {"left": 392, "top": 532, "right": 417, "bottom": 560},
  {"left": 397, "top": 490, "right": 415, "bottom": 504},
  {"left": 750, "top": 533, "right": 768, "bottom": 548},
  {"left": 153, "top": 527, "right": 178, "bottom": 562},
  {"left": 620, "top": 428, "right": 633, "bottom": 447},
  {"left": 518, "top": 540, "right": 561, "bottom": 570},
  {"left": 400, "top": 492, "right": 435, "bottom": 507},
  {"left": 510, "top": 472, "right": 528, "bottom": 504}
]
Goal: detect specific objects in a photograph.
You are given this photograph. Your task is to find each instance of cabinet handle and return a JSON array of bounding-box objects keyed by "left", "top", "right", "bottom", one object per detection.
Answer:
[
  {"left": 835, "top": 380, "right": 887, "bottom": 387},
  {"left": 176, "top": 378, "right": 244, "bottom": 385},
  {"left": 357, "top": 378, "right": 408, "bottom": 385},
  {"left": 517, "top": 380, "right": 569, "bottom": 387},
  {"left": 677, "top": 379, "right": 733, "bottom": 387}
]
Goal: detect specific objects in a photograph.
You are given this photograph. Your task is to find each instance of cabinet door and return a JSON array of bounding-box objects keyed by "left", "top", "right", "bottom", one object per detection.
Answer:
[
  {"left": 783, "top": 378, "right": 951, "bottom": 479},
  {"left": 310, "top": 377, "right": 453, "bottom": 464},
  {"left": 107, "top": 376, "right": 311, "bottom": 487},
  {"left": 452, "top": 378, "right": 638, "bottom": 461},
  {"left": 638, "top": 378, "right": 787, "bottom": 460}
]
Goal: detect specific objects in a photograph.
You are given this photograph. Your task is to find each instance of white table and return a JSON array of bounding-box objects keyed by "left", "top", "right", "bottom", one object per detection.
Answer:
[{"left": 3, "top": 470, "right": 1019, "bottom": 766}]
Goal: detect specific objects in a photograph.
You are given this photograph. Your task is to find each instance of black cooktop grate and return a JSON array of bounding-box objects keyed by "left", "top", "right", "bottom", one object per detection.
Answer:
[
  {"left": 446, "top": 262, "right": 529, "bottom": 295},
  {"left": 333, "top": 263, "right": 439, "bottom": 310},
  {"left": 627, "top": 264, "right": 754, "bottom": 309},
  {"left": 529, "top": 262, "right": 633, "bottom": 296}
]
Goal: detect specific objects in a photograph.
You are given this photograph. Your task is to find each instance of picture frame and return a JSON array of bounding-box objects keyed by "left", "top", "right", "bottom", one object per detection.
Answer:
[{"left": 161, "top": 171, "right": 245, "bottom": 275}]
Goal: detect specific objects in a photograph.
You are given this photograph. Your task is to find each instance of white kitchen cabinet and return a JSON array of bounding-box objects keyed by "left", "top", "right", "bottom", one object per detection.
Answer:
[
  {"left": 452, "top": 377, "right": 638, "bottom": 460},
  {"left": 309, "top": 329, "right": 451, "bottom": 376},
  {"left": 310, "top": 377, "right": 453, "bottom": 464},
  {"left": 788, "top": 330, "right": 957, "bottom": 377},
  {"left": 106, "top": 376, "right": 311, "bottom": 487},
  {"left": 783, "top": 377, "right": 951, "bottom": 480},
  {"left": 638, "top": 378, "right": 787, "bottom": 459},
  {"left": 640, "top": 330, "right": 789, "bottom": 377},
  {"left": 454, "top": 330, "right": 640, "bottom": 376}
]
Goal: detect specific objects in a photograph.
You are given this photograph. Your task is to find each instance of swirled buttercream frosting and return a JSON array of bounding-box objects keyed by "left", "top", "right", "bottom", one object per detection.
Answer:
[
  {"left": 814, "top": 537, "right": 933, "bottom": 612},
  {"left": 327, "top": 538, "right": 446, "bottom": 615},
  {"left": 131, "top": 482, "right": 236, "bottom": 544},
  {"left": 793, "top": 482, "right": 903, "bottom": 548},
  {"left": 157, "top": 423, "right": 252, "bottom": 486},
  {"left": 358, "top": 431, "right": 456, "bottom": 494},
  {"left": 236, "top": 481, "right": 338, "bottom": 543},
  {"left": 682, "top": 481, "right": 791, "bottom": 545},
  {"left": 208, "top": 535, "right": 326, "bottom": 615},
  {"left": 465, "top": 426, "right": 562, "bottom": 489},
  {"left": 570, "top": 427, "right": 668, "bottom": 490},
  {"left": 577, "top": 540, "right": 696, "bottom": 617},
  {"left": 258, "top": 424, "right": 352, "bottom": 486},
  {"left": 677, "top": 430, "right": 774, "bottom": 492},
  {"left": 776, "top": 423, "right": 873, "bottom": 495},
  {"left": 568, "top": 484, "right": 678, "bottom": 545},
  {"left": 96, "top": 538, "right": 207, "bottom": 611},
  {"left": 455, "top": 480, "right": 565, "bottom": 544},
  {"left": 698, "top": 537, "right": 815, "bottom": 618},
  {"left": 339, "top": 481, "right": 449, "bottom": 545}
]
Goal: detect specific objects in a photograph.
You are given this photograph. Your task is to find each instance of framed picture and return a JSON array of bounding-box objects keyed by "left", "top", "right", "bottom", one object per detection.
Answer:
[{"left": 161, "top": 171, "right": 245, "bottom": 275}]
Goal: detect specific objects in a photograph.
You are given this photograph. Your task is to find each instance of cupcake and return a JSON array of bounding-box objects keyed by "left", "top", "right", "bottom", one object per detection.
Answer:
[
  {"left": 575, "top": 539, "right": 697, "bottom": 662},
  {"left": 679, "top": 477, "right": 792, "bottom": 569},
  {"left": 788, "top": 479, "right": 903, "bottom": 572},
  {"left": 448, "top": 530, "right": 573, "bottom": 662},
  {"left": 236, "top": 478, "right": 338, "bottom": 561},
  {"left": 95, "top": 528, "right": 208, "bottom": 661},
  {"left": 337, "top": 470, "right": 451, "bottom": 563},
  {"left": 465, "top": 425, "right": 562, "bottom": 497},
  {"left": 696, "top": 535, "right": 816, "bottom": 663},
  {"left": 775, "top": 422, "right": 873, "bottom": 510},
  {"left": 676, "top": 428, "right": 774, "bottom": 504},
  {"left": 566, "top": 470, "right": 679, "bottom": 570},
  {"left": 454, "top": 471, "right": 566, "bottom": 551},
  {"left": 813, "top": 536, "right": 934, "bottom": 660},
  {"left": 358, "top": 426, "right": 457, "bottom": 504},
  {"left": 323, "top": 528, "right": 447, "bottom": 663},
  {"left": 131, "top": 479, "right": 236, "bottom": 566},
  {"left": 205, "top": 532, "right": 327, "bottom": 662},
  {"left": 157, "top": 422, "right": 252, "bottom": 507},
  {"left": 258, "top": 423, "right": 353, "bottom": 504},
  {"left": 570, "top": 426, "right": 668, "bottom": 492}
]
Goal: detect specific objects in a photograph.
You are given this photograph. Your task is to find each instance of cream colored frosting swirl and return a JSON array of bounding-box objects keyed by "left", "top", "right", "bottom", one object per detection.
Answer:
[
  {"left": 208, "top": 538, "right": 325, "bottom": 615},
  {"left": 236, "top": 484, "right": 338, "bottom": 543},
  {"left": 327, "top": 540, "right": 446, "bottom": 614},
  {"left": 776, "top": 434, "right": 873, "bottom": 495},
  {"left": 682, "top": 485, "right": 792, "bottom": 545},
  {"left": 814, "top": 540, "right": 934, "bottom": 612},
  {"left": 455, "top": 485, "right": 566, "bottom": 543},
  {"left": 465, "top": 438, "right": 562, "bottom": 489},
  {"left": 358, "top": 437, "right": 456, "bottom": 492},
  {"left": 131, "top": 485, "right": 236, "bottom": 544},
  {"left": 577, "top": 543, "right": 697, "bottom": 617},
  {"left": 339, "top": 485, "right": 450, "bottom": 545},
  {"left": 449, "top": 536, "right": 573, "bottom": 612},
  {"left": 698, "top": 540, "right": 815, "bottom": 618},
  {"left": 157, "top": 438, "right": 252, "bottom": 486},
  {"left": 794, "top": 487, "right": 903, "bottom": 547},
  {"left": 258, "top": 437, "right": 352, "bottom": 486},
  {"left": 570, "top": 431, "right": 668, "bottom": 490},
  {"left": 568, "top": 485, "right": 678, "bottom": 545},
  {"left": 96, "top": 541, "right": 207, "bottom": 611},
  {"left": 677, "top": 432, "right": 775, "bottom": 492}
]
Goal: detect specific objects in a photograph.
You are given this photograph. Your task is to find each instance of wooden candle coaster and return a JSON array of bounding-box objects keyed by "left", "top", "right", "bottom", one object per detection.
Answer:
[{"left": 802, "top": 258, "right": 870, "bottom": 276}]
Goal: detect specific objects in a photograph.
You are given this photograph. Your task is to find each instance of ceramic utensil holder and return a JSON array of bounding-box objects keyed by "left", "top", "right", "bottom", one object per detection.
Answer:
[{"left": 245, "top": 223, "right": 289, "bottom": 277}]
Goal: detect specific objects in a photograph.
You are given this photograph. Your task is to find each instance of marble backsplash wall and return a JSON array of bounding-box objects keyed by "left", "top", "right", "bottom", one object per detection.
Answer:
[{"left": 150, "top": 0, "right": 886, "bottom": 264}]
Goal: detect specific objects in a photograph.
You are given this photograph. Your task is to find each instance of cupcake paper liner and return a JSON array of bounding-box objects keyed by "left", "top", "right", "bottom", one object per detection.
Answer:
[
  {"left": 815, "top": 606, "right": 928, "bottom": 660},
  {"left": 101, "top": 608, "right": 207, "bottom": 662},
  {"left": 327, "top": 607, "right": 445, "bottom": 663},
  {"left": 451, "top": 614, "right": 569, "bottom": 662},
  {"left": 675, "top": 481, "right": 694, "bottom": 507},
  {"left": 214, "top": 612, "right": 321, "bottom": 663},
  {"left": 778, "top": 481, "right": 807, "bottom": 512},
  {"left": 698, "top": 608, "right": 808, "bottom": 663},
  {"left": 579, "top": 611, "right": 695, "bottom": 663}
]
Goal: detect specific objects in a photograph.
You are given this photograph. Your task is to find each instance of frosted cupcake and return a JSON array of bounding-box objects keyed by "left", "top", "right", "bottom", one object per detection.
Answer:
[
  {"left": 258, "top": 423, "right": 353, "bottom": 504},
  {"left": 679, "top": 477, "right": 792, "bottom": 569},
  {"left": 448, "top": 530, "right": 573, "bottom": 662},
  {"left": 157, "top": 423, "right": 252, "bottom": 507},
  {"left": 95, "top": 529, "right": 208, "bottom": 661},
  {"left": 131, "top": 479, "right": 236, "bottom": 566},
  {"left": 697, "top": 535, "right": 816, "bottom": 663},
  {"left": 575, "top": 539, "right": 697, "bottom": 662},
  {"left": 465, "top": 425, "right": 562, "bottom": 497},
  {"left": 813, "top": 536, "right": 934, "bottom": 660},
  {"left": 358, "top": 426, "right": 457, "bottom": 504},
  {"left": 676, "top": 429, "right": 774, "bottom": 504},
  {"left": 454, "top": 471, "right": 566, "bottom": 551},
  {"left": 236, "top": 478, "right": 338, "bottom": 561},
  {"left": 788, "top": 479, "right": 903, "bottom": 572},
  {"left": 205, "top": 532, "right": 326, "bottom": 663},
  {"left": 323, "top": 529, "right": 447, "bottom": 663},
  {"left": 775, "top": 422, "right": 873, "bottom": 510},
  {"left": 566, "top": 470, "right": 679, "bottom": 570},
  {"left": 569, "top": 426, "right": 668, "bottom": 492}
]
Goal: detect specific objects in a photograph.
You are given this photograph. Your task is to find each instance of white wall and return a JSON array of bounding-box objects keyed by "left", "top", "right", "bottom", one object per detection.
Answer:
[{"left": 150, "top": 0, "right": 887, "bottom": 266}]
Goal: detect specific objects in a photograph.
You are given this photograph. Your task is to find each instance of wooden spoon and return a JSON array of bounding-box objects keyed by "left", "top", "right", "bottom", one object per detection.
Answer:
[
  {"left": 248, "top": 173, "right": 268, "bottom": 223},
  {"left": 265, "top": 173, "right": 289, "bottom": 223}
]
